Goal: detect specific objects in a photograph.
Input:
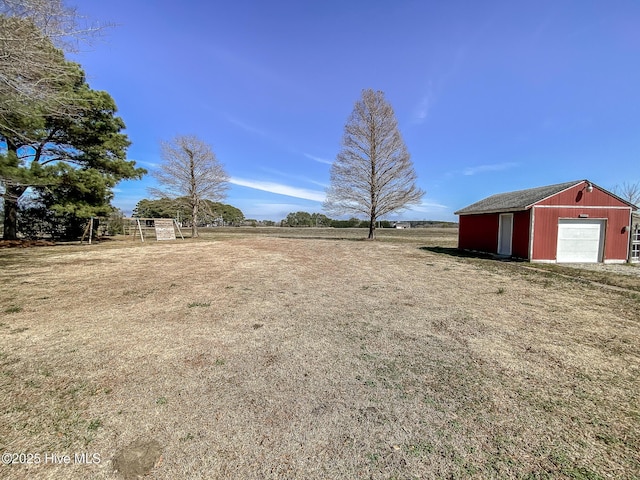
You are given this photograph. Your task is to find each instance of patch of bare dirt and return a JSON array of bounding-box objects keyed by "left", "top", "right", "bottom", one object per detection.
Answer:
[{"left": 112, "top": 438, "right": 162, "bottom": 479}]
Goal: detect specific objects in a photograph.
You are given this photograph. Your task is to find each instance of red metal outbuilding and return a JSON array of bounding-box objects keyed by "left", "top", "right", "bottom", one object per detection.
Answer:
[{"left": 454, "top": 180, "right": 637, "bottom": 263}]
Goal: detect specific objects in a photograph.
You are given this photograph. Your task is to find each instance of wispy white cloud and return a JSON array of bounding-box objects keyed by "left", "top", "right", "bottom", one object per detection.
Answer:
[
  {"left": 225, "top": 118, "right": 334, "bottom": 173},
  {"left": 227, "top": 117, "right": 271, "bottom": 139},
  {"left": 381, "top": 199, "right": 451, "bottom": 221},
  {"left": 408, "top": 200, "right": 449, "bottom": 211},
  {"left": 227, "top": 116, "right": 303, "bottom": 153},
  {"left": 304, "top": 153, "right": 333, "bottom": 165},
  {"left": 307, "top": 179, "right": 329, "bottom": 189},
  {"left": 208, "top": 47, "right": 300, "bottom": 93},
  {"left": 261, "top": 167, "right": 329, "bottom": 189},
  {"left": 136, "top": 160, "right": 160, "bottom": 169},
  {"left": 411, "top": 44, "right": 470, "bottom": 126},
  {"left": 463, "top": 162, "right": 519, "bottom": 176},
  {"left": 413, "top": 84, "right": 435, "bottom": 124},
  {"left": 230, "top": 177, "right": 325, "bottom": 202},
  {"left": 391, "top": 200, "right": 449, "bottom": 219}
]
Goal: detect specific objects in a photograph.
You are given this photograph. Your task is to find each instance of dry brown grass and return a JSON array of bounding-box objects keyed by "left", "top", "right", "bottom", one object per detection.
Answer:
[
  {"left": 1, "top": 229, "right": 639, "bottom": 479},
  {"left": 527, "top": 263, "right": 640, "bottom": 293}
]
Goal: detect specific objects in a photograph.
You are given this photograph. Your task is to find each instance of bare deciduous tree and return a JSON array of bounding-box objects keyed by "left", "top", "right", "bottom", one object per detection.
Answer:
[
  {"left": 0, "top": 0, "right": 106, "bottom": 135},
  {"left": 324, "top": 89, "right": 424, "bottom": 239},
  {"left": 614, "top": 181, "right": 640, "bottom": 207},
  {"left": 150, "top": 135, "right": 229, "bottom": 238},
  {"left": 0, "top": 0, "right": 100, "bottom": 48}
]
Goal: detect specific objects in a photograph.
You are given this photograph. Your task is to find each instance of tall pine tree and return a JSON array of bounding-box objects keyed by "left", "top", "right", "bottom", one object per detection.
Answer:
[{"left": 0, "top": 30, "right": 144, "bottom": 239}]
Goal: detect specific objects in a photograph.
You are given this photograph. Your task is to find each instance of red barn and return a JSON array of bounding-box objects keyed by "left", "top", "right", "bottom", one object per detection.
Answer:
[{"left": 454, "top": 180, "right": 637, "bottom": 263}]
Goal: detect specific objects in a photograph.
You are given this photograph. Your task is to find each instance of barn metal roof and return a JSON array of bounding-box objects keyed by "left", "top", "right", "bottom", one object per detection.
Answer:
[{"left": 454, "top": 180, "right": 583, "bottom": 215}]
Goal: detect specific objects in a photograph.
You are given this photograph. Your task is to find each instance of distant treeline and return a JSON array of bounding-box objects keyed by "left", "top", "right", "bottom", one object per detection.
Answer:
[
  {"left": 401, "top": 220, "right": 459, "bottom": 228},
  {"left": 281, "top": 211, "right": 457, "bottom": 228},
  {"left": 127, "top": 203, "right": 457, "bottom": 229},
  {"left": 133, "top": 198, "right": 244, "bottom": 226}
]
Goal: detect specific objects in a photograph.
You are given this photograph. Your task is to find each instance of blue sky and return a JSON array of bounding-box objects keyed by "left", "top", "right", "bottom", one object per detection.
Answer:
[{"left": 73, "top": 0, "right": 640, "bottom": 222}]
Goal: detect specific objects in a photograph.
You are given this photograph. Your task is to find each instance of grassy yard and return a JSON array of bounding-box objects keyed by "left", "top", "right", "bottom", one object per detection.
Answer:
[{"left": 0, "top": 228, "right": 638, "bottom": 479}]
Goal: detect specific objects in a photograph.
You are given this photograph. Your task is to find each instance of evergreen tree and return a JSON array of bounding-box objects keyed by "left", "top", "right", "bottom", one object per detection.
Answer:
[{"left": 1, "top": 55, "right": 144, "bottom": 239}]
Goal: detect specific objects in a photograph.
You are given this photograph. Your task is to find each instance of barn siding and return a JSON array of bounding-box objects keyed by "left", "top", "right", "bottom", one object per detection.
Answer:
[
  {"left": 458, "top": 213, "right": 499, "bottom": 253},
  {"left": 532, "top": 207, "right": 631, "bottom": 261},
  {"left": 457, "top": 181, "right": 634, "bottom": 262},
  {"left": 512, "top": 210, "right": 530, "bottom": 259},
  {"left": 537, "top": 182, "right": 630, "bottom": 208}
]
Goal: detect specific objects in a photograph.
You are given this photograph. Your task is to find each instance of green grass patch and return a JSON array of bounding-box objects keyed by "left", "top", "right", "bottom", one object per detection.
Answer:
[{"left": 187, "top": 302, "right": 211, "bottom": 308}]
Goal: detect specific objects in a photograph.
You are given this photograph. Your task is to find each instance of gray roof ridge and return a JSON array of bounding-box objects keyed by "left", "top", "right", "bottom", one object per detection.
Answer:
[{"left": 454, "top": 180, "right": 585, "bottom": 215}]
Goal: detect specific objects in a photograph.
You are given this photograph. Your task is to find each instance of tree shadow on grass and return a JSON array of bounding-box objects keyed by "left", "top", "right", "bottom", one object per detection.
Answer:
[{"left": 419, "top": 246, "right": 500, "bottom": 260}]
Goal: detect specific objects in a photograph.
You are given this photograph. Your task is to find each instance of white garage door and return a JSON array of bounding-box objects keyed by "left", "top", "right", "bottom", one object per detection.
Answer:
[{"left": 556, "top": 219, "right": 604, "bottom": 263}]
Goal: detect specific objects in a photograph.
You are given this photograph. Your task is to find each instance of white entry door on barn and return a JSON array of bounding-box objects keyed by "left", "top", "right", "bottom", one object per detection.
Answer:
[
  {"left": 556, "top": 219, "right": 605, "bottom": 263},
  {"left": 497, "top": 213, "right": 513, "bottom": 256}
]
